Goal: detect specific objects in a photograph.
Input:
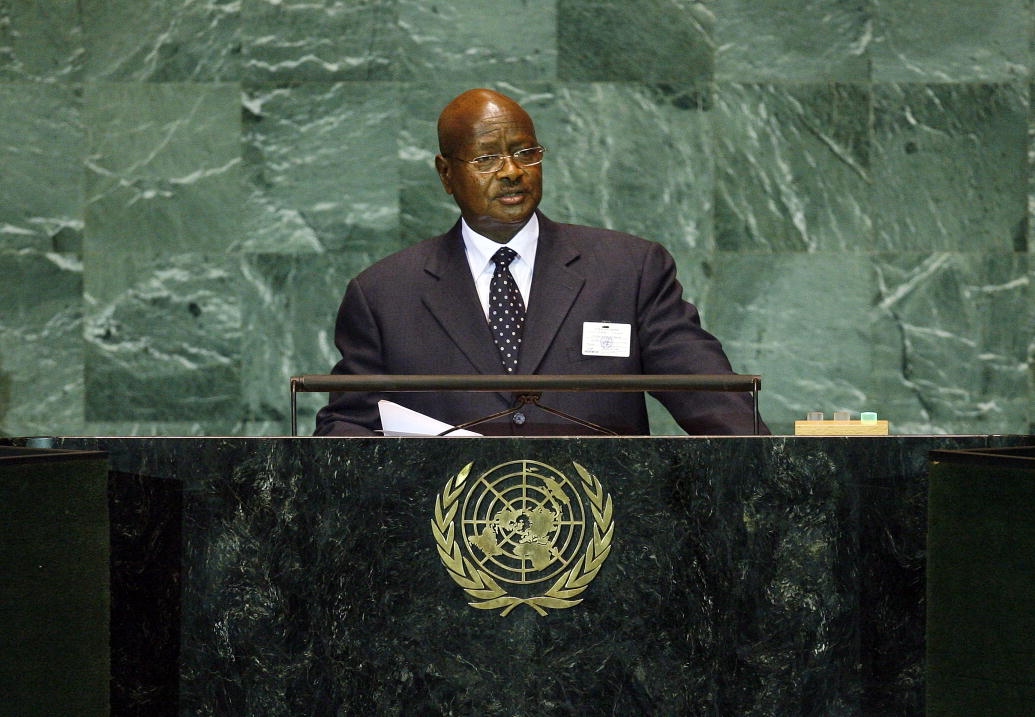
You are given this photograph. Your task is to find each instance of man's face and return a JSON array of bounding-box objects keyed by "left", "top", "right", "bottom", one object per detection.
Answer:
[{"left": 435, "top": 101, "right": 542, "bottom": 243}]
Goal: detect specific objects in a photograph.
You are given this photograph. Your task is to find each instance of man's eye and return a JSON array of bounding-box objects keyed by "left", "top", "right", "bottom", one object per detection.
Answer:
[
  {"left": 514, "top": 147, "right": 545, "bottom": 164},
  {"left": 471, "top": 155, "right": 501, "bottom": 166}
]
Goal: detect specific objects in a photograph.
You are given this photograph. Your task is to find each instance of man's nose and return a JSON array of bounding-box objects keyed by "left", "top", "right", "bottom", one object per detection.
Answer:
[{"left": 496, "top": 155, "right": 525, "bottom": 181}]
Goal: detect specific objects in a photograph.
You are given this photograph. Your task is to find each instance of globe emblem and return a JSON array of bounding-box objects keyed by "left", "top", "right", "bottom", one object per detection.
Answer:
[{"left": 461, "top": 460, "right": 586, "bottom": 585}]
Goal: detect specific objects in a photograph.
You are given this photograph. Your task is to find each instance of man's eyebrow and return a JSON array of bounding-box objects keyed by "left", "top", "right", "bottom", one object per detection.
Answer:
[
  {"left": 468, "top": 140, "right": 503, "bottom": 155},
  {"left": 469, "top": 136, "right": 538, "bottom": 154}
]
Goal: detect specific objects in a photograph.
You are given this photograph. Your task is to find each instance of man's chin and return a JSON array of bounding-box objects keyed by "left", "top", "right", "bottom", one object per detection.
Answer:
[{"left": 466, "top": 210, "right": 537, "bottom": 242}]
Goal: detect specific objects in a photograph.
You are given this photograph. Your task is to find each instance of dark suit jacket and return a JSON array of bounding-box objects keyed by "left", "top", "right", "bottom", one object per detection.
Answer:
[{"left": 314, "top": 213, "right": 767, "bottom": 436}]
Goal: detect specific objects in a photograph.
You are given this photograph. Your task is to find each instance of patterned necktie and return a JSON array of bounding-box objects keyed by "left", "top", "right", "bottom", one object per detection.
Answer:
[{"left": 488, "top": 246, "right": 526, "bottom": 373}]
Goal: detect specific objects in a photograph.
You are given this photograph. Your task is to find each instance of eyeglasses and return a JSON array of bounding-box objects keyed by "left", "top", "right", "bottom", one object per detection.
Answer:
[{"left": 448, "top": 146, "right": 546, "bottom": 174}]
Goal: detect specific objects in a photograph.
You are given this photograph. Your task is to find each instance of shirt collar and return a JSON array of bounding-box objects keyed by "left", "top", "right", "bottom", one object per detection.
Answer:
[{"left": 460, "top": 213, "right": 540, "bottom": 273}]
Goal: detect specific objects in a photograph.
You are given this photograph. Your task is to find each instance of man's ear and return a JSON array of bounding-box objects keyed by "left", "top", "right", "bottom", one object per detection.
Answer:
[{"left": 434, "top": 155, "right": 454, "bottom": 195}]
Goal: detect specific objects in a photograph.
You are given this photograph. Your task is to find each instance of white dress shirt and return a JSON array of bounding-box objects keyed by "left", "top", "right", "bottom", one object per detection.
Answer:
[{"left": 461, "top": 214, "right": 539, "bottom": 320}]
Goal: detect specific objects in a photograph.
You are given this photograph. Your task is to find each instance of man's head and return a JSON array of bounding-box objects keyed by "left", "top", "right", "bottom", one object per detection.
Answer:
[{"left": 434, "top": 89, "right": 543, "bottom": 244}]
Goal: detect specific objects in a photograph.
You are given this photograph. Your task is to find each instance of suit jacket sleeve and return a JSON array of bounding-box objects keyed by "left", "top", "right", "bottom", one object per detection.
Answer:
[
  {"left": 635, "top": 241, "right": 769, "bottom": 435},
  {"left": 313, "top": 278, "right": 384, "bottom": 436}
]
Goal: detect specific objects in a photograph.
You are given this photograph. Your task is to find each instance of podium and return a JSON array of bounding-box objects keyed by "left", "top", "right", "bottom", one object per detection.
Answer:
[
  {"left": 0, "top": 446, "right": 110, "bottom": 717},
  {"left": 2, "top": 433, "right": 1020, "bottom": 715},
  {"left": 927, "top": 445, "right": 1035, "bottom": 716}
]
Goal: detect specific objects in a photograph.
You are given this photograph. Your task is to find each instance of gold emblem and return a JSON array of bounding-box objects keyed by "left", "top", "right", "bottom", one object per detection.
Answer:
[{"left": 431, "top": 460, "right": 614, "bottom": 616}]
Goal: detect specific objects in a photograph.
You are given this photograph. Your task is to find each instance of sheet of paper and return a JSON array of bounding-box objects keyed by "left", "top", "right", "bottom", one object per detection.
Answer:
[{"left": 377, "top": 400, "right": 482, "bottom": 437}]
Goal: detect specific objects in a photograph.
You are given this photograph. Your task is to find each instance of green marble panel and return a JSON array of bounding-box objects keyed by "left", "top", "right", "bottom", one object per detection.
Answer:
[
  {"left": 714, "top": 0, "right": 871, "bottom": 81},
  {"left": 246, "top": 0, "right": 558, "bottom": 82},
  {"left": 697, "top": 253, "right": 879, "bottom": 435},
  {"left": 0, "top": 83, "right": 83, "bottom": 252},
  {"left": 242, "top": 82, "right": 401, "bottom": 254},
  {"left": 396, "top": 0, "right": 557, "bottom": 82},
  {"left": 1029, "top": 263, "right": 1035, "bottom": 432},
  {"left": 548, "top": 83, "right": 713, "bottom": 252},
  {"left": 82, "top": 419, "right": 247, "bottom": 437},
  {"left": 0, "top": 249, "right": 84, "bottom": 437},
  {"left": 872, "top": 0, "right": 1029, "bottom": 82},
  {"left": 1027, "top": 79, "right": 1035, "bottom": 253},
  {"left": 1028, "top": 266, "right": 1035, "bottom": 434},
  {"left": 872, "top": 83, "right": 1027, "bottom": 252},
  {"left": 871, "top": 253, "right": 1031, "bottom": 434},
  {"left": 84, "top": 254, "right": 242, "bottom": 422},
  {"left": 83, "top": 82, "right": 243, "bottom": 305},
  {"left": 399, "top": 82, "right": 465, "bottom": 240},
  {"left": 557, "top": 0, "right": 714, "bottom": 81},
  {"left": 715, "top": 83, "right": 872, "bottom": 252},
  {"left": 80, "top": 0, "right": 240, "bottom": 81},
  {"left": 242, "top": 0, "right": 403, "bottom": 81},
  {"left": 239, "top": 252, "right": 376, "bottom": 434},
  {"left": 0, "top": 0, "right": 82, "bottom": 82}
]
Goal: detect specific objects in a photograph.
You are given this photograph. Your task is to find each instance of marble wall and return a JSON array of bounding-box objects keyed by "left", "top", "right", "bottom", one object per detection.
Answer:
[{"left": 1, "top": 1, "right": 1033, "bottom": 437}]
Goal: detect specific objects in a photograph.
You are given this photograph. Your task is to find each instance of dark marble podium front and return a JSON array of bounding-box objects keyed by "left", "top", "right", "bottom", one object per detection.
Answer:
[{"left": 47, "top": 434, "right": 1031, "bottom": 716}]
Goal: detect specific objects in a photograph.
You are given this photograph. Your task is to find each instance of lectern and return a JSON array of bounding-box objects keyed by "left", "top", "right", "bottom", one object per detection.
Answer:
[
  {"left": 0, "top": 446, "right": 110, "bottom": 717},
  {"left": 927, "top": 445, "right": 1035, "bottom": 716},
  {"left": 3, "top": 433, "right": 1027, "bottom": 715}
]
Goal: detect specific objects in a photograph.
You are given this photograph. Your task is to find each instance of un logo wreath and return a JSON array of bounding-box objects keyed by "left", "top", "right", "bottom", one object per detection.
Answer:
[{"left": 431, "top": 460, "right": 614, "bottom": 616}]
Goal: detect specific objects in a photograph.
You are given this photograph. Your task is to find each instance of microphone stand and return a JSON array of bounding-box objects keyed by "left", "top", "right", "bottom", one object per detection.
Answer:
[{"left": 437, "top": 392, "right": 618, "bottom": 436}]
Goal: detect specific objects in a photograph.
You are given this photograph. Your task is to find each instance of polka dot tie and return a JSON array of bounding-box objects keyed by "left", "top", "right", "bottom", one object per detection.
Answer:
[{"left": 488, "top": 246, "right": 525, "bottom": 373}]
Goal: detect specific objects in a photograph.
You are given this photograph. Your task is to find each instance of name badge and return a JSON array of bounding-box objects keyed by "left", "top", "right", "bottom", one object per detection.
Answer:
[{"left": 582, "top": 322, "right": 631, "bottom": 357}]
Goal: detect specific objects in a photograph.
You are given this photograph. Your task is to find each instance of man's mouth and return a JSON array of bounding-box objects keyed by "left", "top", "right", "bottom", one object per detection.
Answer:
[{"left": 496, "top": 190, "right": 526, "bottom": 205}]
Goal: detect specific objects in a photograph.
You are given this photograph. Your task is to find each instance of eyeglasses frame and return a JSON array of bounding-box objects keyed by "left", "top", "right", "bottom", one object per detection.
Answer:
[{"left": 445, "top": 145, "right": 547, "bottom": 174}]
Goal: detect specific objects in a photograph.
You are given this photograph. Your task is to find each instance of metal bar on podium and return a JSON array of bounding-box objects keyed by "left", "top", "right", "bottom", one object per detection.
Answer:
[{"left": 290, "top": 374, "right": 762, "bottom": 437}]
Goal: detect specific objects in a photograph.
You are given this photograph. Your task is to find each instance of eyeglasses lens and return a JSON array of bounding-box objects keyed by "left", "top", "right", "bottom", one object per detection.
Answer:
[
  {"left": 514, "top": 147, "right": 544, "bottom": 166},
  {"left": 471, "top": 147, "right": 545, "bottom": 173}
]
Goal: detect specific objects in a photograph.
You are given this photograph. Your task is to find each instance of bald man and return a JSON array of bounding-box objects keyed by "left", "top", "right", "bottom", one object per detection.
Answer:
[{"left": 314, "top": 89, "right": 767, "bottom": 436}]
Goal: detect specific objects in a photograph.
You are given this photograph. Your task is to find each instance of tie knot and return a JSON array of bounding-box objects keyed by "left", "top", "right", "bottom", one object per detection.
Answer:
[{"left": 492, "top": 246, "right": 518, "bottom": 269}]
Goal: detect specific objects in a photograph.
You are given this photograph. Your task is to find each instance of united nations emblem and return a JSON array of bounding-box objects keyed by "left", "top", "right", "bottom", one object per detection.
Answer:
[{"left": 431, "top": 460, "right": 614, "bottom": 616}]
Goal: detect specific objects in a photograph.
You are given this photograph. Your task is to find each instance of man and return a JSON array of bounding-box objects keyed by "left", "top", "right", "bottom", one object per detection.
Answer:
[{"left": 315, "top": 89, "right": 767, "bottom": 436}]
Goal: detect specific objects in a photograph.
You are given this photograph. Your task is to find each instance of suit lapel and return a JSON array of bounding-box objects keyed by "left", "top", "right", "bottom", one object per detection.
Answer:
[
  {"left": 519, "top": 215, "right": 584, "bottom": 375},
  {"left": 420, "top": 224, "right": 506, "bottom": 378}
]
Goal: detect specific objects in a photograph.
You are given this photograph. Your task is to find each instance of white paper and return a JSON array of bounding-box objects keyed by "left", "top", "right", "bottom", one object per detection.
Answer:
[{"left": 377, "top": 400, "right": 482, "bottom": 437}]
